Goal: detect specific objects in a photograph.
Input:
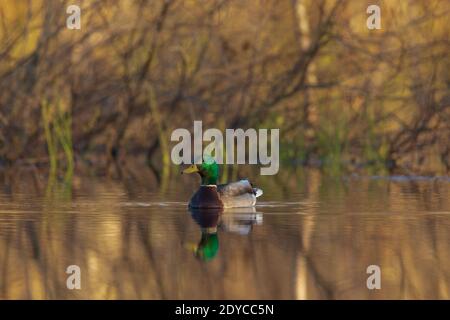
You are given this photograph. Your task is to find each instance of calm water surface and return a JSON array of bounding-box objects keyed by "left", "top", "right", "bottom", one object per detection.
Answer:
[{"left": 0, "top": 170, "right": 449, "bottom": 299}]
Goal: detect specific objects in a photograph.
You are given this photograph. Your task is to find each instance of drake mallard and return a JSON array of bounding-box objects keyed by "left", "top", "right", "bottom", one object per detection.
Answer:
[{"left": 182, "top": 159, "right": 263, "bottom": 208}]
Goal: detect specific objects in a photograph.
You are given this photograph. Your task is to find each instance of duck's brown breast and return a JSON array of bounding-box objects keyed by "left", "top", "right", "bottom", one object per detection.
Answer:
[{"left": 189, "top": 185, "right": 224, "bottom": 209}]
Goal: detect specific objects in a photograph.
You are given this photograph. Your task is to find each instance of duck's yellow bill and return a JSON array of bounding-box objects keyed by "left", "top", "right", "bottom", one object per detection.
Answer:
[
  {"left": 184, "top": 243, "right": 198, "bottom": 252},
  {"left": 182, "top": 165, "right": 199, "bottom": 174}
]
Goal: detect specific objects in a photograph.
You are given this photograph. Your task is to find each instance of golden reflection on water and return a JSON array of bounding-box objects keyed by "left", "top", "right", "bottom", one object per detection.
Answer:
[{"left": 0, "top": 170, "right": 449, "bottom": 299}]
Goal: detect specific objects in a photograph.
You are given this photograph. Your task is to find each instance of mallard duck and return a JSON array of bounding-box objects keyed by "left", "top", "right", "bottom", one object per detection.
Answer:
[{"left": 181, "top": 159, "right": 263, "bottom": 208}]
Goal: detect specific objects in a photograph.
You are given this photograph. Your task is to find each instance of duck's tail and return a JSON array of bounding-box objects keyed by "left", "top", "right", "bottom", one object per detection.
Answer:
[{"left": 253, "top": 188, "right": 263, "bottom": 198}]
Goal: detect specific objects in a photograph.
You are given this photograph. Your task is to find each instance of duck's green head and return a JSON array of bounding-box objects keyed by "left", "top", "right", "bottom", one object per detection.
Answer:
[{"left": 182, "top": 156, "right": 219, "bottom": 185}]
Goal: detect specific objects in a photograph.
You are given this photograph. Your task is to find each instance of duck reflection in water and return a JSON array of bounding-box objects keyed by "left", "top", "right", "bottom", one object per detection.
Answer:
[{"left": 187, "top": 207, "right": 263, "bottom": 261}]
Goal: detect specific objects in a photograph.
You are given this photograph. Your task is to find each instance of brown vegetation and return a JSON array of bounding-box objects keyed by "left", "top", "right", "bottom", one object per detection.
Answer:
[{"left": 0, "top": 0, "right": 449, "bottom": 180}]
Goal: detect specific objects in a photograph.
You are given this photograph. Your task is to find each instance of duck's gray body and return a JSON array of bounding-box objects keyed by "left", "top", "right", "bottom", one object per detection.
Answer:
[{"left": 217, "top": 179, "right": 263, "bottom": 208}]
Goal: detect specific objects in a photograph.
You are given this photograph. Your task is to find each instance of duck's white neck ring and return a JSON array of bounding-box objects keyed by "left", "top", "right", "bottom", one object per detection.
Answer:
[{"left": 200, "top": 184, "right": 217, "bottom": 187}]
